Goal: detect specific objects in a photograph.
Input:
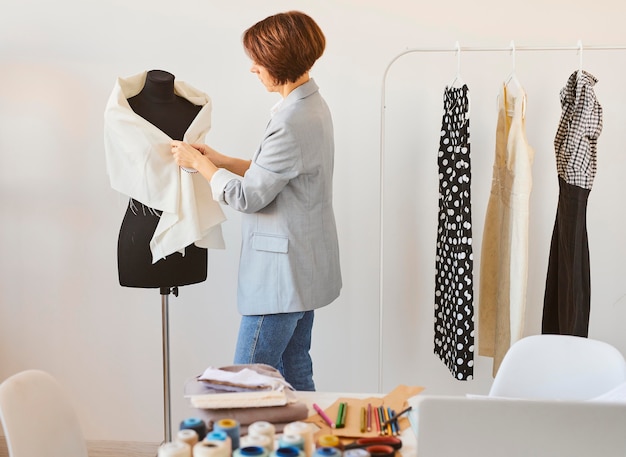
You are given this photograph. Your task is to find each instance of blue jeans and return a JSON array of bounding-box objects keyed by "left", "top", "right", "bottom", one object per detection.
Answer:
[{"left": 234, "top": 311, "right": 315, "bottom": 391}]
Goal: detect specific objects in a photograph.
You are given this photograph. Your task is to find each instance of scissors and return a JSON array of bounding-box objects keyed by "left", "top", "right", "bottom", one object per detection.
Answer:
[{"left": 344, "top": 436, "right": 403, "bottom": 451}]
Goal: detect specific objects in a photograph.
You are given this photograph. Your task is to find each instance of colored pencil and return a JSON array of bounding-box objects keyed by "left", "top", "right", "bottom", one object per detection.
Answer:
[
  {"left": 360, "top": 406, "right": 366, "bottom": 433},
  {"left": 383, "top": 406, "right": 392, "bottom": 436},
  {"left": 336, "top": 402, "right": 346, "bottom": 428},
  {"left": 388, "top": 407, "right": 397, "bottom": 435},
  {"left": 374, "top": 405, "right": 381, "bottom": 434},
  {"left": 313, "top": 402, "right": 335, "bottom": 428},
  {"left": 381, "top": 405, "right": 413, "bottom": 426}
]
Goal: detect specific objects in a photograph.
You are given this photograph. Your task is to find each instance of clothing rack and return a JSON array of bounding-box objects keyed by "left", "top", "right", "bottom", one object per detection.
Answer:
[{"left": 376, "top": 42, "right": 626, "bottom": 391}]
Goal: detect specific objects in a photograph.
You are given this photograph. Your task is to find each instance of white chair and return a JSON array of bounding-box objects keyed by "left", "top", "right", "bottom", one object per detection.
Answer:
[
  {"left": 0, "top": 369, "right": 88, "bottom": 457},
  {"left": 488, "top": 334, "right": 626, "bottom": 400}
]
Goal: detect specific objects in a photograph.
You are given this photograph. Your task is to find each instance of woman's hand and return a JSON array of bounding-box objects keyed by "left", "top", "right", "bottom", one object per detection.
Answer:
[
  {"left": 171, "top": 141, "right": 204, "bottom": 169},
  {"left": 173, "top": 141, "right": 250, "bottom": 178},
  {"left": 191, "top": 143, "right": 225, "bottom": 167},
  {"left": 171, "top": 140, "right": 219, "bottom": 180},
  {"left": 190, "top": 143, "right": 251, "bottom": 177}
]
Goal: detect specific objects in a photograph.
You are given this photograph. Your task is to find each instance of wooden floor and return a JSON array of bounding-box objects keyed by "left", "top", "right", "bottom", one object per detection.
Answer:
[{"left": 0, "top": 436, "right": 160, "bottom": 457}]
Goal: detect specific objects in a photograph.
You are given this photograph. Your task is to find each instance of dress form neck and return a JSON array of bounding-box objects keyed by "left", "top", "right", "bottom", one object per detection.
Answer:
[
  {"left": 139, "top": 69, "right": 177, "bottom": 103},
  {"left": 127, "top": 69, "right": 201, "bottom": 140}
]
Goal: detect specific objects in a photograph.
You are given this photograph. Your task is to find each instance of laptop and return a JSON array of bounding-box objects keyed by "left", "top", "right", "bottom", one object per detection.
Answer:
[{"left": 412, "top": 395, "right": 626, "bottom": 457}]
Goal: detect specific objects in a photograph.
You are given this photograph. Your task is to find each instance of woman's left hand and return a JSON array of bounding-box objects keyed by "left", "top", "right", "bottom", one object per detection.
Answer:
[{"left": 171, "top": 140, "right": 203, "bottom": 169}]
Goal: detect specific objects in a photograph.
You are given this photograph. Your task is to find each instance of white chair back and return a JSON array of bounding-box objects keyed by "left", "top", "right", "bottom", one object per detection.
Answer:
[
  {"left": 0, "top": 369, "right": 88, "bottom": 457},
  {"left": 489, "top": 334, "right": 626, "bottom": 400}
]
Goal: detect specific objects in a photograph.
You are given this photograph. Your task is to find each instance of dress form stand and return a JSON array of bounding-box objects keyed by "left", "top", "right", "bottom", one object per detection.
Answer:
[
  {"left": 118, "top": 69, "right": 208, "bottom": 443},
  {"left": 160, "top": 285, "right": 178, "bottom": 442}
]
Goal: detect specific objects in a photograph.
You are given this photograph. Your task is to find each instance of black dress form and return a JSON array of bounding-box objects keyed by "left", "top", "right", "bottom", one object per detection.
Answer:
[{"left": 117, "top": 69, "right": 207, "bottom": 288}]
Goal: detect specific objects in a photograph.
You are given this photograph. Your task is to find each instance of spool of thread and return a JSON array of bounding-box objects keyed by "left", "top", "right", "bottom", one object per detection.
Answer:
[
  {"left": 313, "top": 447, "right": 342, "bottom": 457},
  {"left": 273, "top": 446, "right": 303, "bottom": 457},
  {"left": 283, "top": 422, "right": 314, "bottom": 457},
  {"left": 214, "top": 418, "right": 241, "bottom": 450},
  {"left": 233, "top": 445, "right": 269, "bottom": 457},
  {"left": 316, "top": 435, "right": 341, "bottom": 450},
  {"left": 344, "top": 450, "right": 370, "bottom": 457},
  {"left": 193, "top": 440, "right": 231, "bottom": 457},
  {"left": 241, "top": 433, "right": 273, "bottom": 452},
  {"left": 158, "top": 441, "right": 192, "bottom": 457},
  {"left": 205, "top": 430, "right": 231, "bottom": 448},
  {"left": 177, "top": 429, "right": 199, "bottom": 447},
  {"left": 279, "top": 434, "right": 305, "bottom": 451},
  {"left": 180, "top": 417, "right": 208, "bottom": 441},
  {"left": 249, "top": 421, "right": 276, "bottom": 448}
]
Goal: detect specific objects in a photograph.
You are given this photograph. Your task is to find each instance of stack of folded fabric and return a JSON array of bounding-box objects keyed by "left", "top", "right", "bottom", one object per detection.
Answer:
[{"left": 184, "top": 363, "right": 308, "bottom": 432}]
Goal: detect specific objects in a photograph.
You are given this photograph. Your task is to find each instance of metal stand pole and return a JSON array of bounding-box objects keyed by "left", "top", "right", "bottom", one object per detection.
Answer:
[{"left": 160, "top": 286, "right": 178, "bottom": 443}]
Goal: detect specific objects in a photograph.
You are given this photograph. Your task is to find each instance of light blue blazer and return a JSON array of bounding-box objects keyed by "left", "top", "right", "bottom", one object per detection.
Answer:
[{"left": 210, "top": 79, "right": 342, "bottom": 315}]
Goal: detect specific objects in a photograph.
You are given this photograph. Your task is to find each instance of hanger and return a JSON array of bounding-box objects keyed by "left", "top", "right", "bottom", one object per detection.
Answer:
[
  {"left": 448, "top": 41, "right": 465, "bottom": 88},
  {"left": 504, "top": 40, "right": 521, "bottom": 89},
  {"left": 502, "top": 40, "right": 525, "bottom": 116},
  {"left": 577, "top": 39, "right": 584, "bottom": 78},
  {"left": 445, "top": 41, "right": 470, "bottom": 116}
]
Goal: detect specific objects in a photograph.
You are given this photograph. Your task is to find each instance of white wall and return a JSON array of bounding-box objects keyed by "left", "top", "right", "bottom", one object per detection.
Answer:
[{"left": 1, "top": 0, "right": 626, "bottom": 444}]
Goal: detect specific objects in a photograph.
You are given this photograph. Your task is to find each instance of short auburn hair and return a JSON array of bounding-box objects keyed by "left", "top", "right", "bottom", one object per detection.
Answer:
[{"left": 243, "top": 11, "right": 326, "bottom": 85}]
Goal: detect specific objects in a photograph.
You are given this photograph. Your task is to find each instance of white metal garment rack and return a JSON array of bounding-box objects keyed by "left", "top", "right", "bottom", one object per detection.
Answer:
[{"left": 376, "top": 42, "right": 626, "bottom": 391}]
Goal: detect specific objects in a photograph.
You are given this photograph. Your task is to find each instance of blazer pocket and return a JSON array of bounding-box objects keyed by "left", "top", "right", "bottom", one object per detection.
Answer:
[{"left": 252, "top": 233, "right": 289, "bottom": 253}]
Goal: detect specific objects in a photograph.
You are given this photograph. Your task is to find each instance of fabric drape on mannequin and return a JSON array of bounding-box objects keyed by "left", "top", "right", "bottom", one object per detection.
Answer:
[
  {"left": 542, "top": 70, "right": 602, "bottom": 336},
  {"left": 104, "top": 72, "right": 226, "bottom": 262},
  {"left": 434, "top": 84, "right": 475, "bottom": 380},
  {"left": 478, "top": 84, "right": 535, "bottom": 375}
]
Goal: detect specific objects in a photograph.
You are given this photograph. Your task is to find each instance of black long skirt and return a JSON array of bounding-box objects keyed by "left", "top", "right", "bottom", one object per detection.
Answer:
[{"left": 542, "top": 177, "right": 591, "bottom": 336}]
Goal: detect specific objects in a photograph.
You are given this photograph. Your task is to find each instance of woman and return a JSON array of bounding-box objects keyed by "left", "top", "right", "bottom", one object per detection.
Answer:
[{"left": 171, "top": 11, "right": 341, "bottom": 391}]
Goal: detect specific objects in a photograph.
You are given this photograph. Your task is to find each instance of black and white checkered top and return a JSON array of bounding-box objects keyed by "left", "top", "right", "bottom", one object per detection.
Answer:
[{"left": 554, "top": 70, "right": 603, "bottom": 190}]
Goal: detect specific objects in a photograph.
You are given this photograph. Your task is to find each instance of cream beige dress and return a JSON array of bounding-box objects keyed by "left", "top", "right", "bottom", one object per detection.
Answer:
[{"left": 479, "top": 82, "right": 535, "bottom": 375}]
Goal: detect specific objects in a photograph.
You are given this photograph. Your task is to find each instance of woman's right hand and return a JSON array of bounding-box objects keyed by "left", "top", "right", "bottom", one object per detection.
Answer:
[
  {"left": 191, "top": 143, "right": 251, "bottom": 177},
  {"left": 192, "top": 143, "right": 225, "bottom": 167}
]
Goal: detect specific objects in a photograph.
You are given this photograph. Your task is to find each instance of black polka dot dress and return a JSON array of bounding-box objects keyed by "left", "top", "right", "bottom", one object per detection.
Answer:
[{"left": 434, "top": 84, "right": 475, "bottom": 380}]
